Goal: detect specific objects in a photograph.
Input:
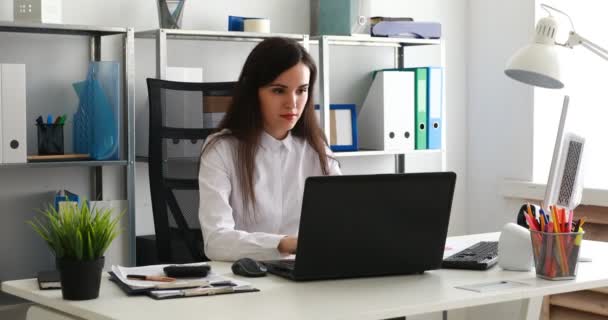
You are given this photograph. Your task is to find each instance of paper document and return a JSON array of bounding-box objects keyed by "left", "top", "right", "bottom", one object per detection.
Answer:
[
  {"left": 455, "top": 281, "right": 530, "bottom": 293},
  {"left": 112, "top": 262, "right": 221, "bottom": 289}
]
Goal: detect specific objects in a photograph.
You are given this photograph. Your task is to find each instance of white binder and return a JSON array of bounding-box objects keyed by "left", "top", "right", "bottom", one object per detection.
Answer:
[
  {"left": 358, "top": 70, "right": 415, "bottom": 152},
  {"left": 1, "top": 64, "right": 27, "bottom": 163}
]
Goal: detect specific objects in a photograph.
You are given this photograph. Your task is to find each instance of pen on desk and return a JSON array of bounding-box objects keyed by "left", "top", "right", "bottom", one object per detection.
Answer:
[
  {"left": 127, "top": 274, "right": 176, "bottom": 282},
  {"left": 47, "top": 114, "right": 53, "bottom": 125},
  {"left": 36, "top": 116, "right": 44, "bottom": 126}
]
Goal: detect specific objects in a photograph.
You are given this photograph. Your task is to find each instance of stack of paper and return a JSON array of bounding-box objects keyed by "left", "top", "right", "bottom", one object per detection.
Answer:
[
  {"left": 110, "top": 263, "right": 257, "bottom": 299},
  {"left": 111, "top": 263, "right": 211, "bottom": 290}
]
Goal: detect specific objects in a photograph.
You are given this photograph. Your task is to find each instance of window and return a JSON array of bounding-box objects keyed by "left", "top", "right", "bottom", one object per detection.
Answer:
[{"left": 534, "top": 0, "right": 608, "bottom": 189}]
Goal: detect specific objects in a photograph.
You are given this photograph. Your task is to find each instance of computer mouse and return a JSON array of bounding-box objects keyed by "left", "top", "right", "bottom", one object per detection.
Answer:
[{"left": 231, "top": 258, "right": 267, "bottom": 277}]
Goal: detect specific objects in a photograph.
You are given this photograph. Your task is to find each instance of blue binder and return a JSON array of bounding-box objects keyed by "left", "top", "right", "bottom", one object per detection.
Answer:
[{"left": 427, "top": 67, "right": 443, "bottom": 150}]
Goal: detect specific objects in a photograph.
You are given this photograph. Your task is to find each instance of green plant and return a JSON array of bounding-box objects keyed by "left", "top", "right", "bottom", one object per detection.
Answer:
[{"left": 28, "top": 202, "right": 123, "bottom": 261}]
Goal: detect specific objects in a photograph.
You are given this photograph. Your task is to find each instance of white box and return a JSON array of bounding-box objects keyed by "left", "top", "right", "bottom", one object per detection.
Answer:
[
  {"left": 1, "top": 64, "right": 27, "bottom": 163},
  {"left": 14, "top": 0, "right": 62, "bottom": 24}
]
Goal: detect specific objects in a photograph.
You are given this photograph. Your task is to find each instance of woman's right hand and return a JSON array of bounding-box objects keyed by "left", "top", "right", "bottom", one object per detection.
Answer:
[{"left": 278, "top": 236, "right": 298, "bottom": 254}]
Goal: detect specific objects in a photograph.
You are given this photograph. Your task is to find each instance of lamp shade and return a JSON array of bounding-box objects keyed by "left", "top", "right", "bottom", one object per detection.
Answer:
[
  {"left": 504, "top": 16, "right": 565, "bottom": 89},
  {"left": 505, "top": 43, "right": 564, "bottom": 89}
]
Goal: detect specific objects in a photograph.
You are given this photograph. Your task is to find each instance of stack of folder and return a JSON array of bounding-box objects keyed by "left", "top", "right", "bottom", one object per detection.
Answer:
[
  {"left": 109, "top": 263, "right": 259, "bottom": 300},
  {"left": 358, "top": 67, "right": 443, "bottom": 152}
]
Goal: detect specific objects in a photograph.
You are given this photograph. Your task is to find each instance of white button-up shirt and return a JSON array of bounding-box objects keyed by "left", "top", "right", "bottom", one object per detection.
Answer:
[{"left": 198, "top": 130, "right": 341, "bottom": 261}]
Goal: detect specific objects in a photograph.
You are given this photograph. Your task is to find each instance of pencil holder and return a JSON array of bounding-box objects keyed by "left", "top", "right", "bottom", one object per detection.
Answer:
[
  {"left": 37, "top": 124, "right": 64, "bottom": 155},
  {"left": 530, "top": 230, "right": 584, "bottom": 280}
]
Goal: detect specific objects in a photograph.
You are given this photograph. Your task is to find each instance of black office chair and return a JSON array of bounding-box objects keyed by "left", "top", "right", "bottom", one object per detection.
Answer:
[{"left": 145, "top": 78, "right": 235, "bottom": 263}]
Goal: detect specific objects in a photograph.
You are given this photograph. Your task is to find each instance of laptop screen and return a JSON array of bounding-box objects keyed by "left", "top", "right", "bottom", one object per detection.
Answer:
[{"left": 293, "top": 172, "right": 456, "bottom": 280}]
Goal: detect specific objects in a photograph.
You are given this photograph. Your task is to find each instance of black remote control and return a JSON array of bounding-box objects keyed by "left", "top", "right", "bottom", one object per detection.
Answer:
[{"left": 163, "top": 264, "right": 211, "bottom": 278}]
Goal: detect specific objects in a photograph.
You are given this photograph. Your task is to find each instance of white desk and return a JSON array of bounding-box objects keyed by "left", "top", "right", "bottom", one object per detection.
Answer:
[{"left": 3, "top": 233, "right": 608, "bottom": 320}]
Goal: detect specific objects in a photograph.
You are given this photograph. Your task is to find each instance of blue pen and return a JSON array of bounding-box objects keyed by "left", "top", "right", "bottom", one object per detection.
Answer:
[
  {"left": 47, "top": 114, "right": 53, "bottom": 124},
  {"left": 539, "top": 208, "right": 549, "bottom": 224}
]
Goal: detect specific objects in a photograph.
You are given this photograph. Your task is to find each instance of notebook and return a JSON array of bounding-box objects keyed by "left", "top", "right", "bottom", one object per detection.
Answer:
[{"left": 37, "top": 270, "right": 60, "bottom": 290}]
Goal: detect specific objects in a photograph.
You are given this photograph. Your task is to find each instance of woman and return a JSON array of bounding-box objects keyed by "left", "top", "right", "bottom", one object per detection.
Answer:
[{"left": 198, "top": 37, "right": 341, "bottom": 262}]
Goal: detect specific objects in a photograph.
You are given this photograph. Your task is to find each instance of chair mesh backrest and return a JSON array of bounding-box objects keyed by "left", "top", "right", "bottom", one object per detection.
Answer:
[{"left": 147, "top": 78, "right": 235, "bottom": 263}]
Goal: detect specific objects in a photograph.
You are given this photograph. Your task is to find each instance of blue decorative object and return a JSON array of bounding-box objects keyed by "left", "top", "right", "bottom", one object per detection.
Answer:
[{"left": 73, "top": 62, "right": 120, "bottom": 160}]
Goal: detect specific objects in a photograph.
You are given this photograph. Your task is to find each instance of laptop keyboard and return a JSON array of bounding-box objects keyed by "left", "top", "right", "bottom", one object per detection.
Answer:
[
  {"left": 263, "top": 259, "right": 296, "bottom": 271},
  {"left": 442, "top": 241, "right": 499, "bottom": 270}
]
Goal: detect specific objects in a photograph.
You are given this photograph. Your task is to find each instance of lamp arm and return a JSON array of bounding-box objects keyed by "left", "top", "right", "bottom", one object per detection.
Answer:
[{"left": 565, "top": 31, "right": 608, "bottom": 61}]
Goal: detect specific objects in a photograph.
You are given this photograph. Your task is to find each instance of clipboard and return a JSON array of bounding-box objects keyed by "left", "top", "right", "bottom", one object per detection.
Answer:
[
  {"left": 147, "top": 286, "right": 260, "bottom": 300},
  {"left": 108, "top": 272, "right": 259, "bottom": 299}
]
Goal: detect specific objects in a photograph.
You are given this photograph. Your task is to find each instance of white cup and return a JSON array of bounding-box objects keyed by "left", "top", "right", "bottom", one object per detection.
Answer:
[{"left": 498, "top": 222, "right": 534, "bottom": 271}]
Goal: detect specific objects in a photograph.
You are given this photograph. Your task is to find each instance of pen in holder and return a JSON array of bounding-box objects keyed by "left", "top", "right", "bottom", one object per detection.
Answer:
[
  {"left": 37, "top": 124, "right": 64, "bottom": 155},
  {"left": 530, "top": 230, "right": 584, "bottom": 280}
]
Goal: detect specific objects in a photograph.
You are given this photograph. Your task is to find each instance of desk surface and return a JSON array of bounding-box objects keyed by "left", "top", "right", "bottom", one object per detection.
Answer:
[{"left": 3, "top": 233, "right": 608, "bottom": 320}]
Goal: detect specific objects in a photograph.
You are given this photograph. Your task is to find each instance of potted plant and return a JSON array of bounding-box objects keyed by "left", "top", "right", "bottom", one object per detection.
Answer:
[{"left": 28, "top": 201, "right": 123, "bottom": 300}]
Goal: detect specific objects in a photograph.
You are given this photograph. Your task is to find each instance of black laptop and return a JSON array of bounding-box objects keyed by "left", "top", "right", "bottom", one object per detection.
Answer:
[{"left": 262, "top": 172, "right": 457, "bottom": 281}]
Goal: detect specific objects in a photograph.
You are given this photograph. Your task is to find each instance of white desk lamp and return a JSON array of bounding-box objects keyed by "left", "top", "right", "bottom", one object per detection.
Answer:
[
  {"left": 505, "top": 3, "right": 608, "bottom": 89},
  {"left": 505, "top": 3, "right": 593, "bottom": 211},
  {"left": 499, "top": 4, "right": 597, "bottom": 270}
]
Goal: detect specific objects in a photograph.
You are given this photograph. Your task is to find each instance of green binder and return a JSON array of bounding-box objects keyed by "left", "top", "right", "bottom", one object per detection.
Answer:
[{"left": 413, "top": 68, "right": 428, "bottom": 150}]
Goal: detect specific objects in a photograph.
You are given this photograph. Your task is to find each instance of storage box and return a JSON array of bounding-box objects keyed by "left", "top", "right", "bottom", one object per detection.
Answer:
[
  {"left": 14, "top": 0, "right": 62, "bottom": 24},
  {"left": 310, "top": 0, "right": 371, "bottom": 36}
]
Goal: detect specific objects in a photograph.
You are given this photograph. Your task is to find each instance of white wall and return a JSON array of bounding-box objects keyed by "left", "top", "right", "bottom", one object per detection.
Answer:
[
  {"left": 467, "top": 1, "right": 536, "bottom": 318},
  {"left": 467, "top": 0, "right": 535, "bottom": 234}
]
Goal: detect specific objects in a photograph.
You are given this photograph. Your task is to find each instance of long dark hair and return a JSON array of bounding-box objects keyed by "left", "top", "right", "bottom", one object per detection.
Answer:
[{"left": 202, "top": 37, "right": 331, "bottom": 215}]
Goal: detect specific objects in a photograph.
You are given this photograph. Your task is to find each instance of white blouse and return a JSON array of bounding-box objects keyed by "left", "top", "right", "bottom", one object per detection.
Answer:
[{"left": 198, "top": 130, "right": 341, "bottom": 261}]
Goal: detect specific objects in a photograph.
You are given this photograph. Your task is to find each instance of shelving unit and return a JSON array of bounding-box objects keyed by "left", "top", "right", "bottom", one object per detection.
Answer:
[
  {"left": 334, "top": 149, "right": 441, "bottom": 158},
  {"left": 0, "top": 21, "right": 136, "bottom": 265},
  {"left": 135, "top": 29, "right": 307, "bottom": 79},
  {"left": 1, "top": 160, "right": 129, "bottom": 168},
  {"left": 135, "top": 30, "right": 445, "bottom": 168},
  {"left": 312, "top": 35, "right": 446, "bottom": 172}
]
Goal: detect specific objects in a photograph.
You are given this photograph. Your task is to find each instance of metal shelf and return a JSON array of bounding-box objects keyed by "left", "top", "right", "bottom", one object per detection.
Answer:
[
  {"left": 315, "top": 34, "right": 446, "bottom": 173},
  {"left": 310, "top": 35, "right": 440, "bottom": 47},
  {"left": 0, "top": 21, "right": 136, "bottom": 266},
  {"left": 136, "top": 29, "right": 306, "bottom": 42},
  {"left": 0, "top": 160, "right": 129, "bottom": 169},
  {"left": 0, "top": 21, "right": 128, "bottom": 36},
  {"left": 136, "top": 156, "right": 198, "bottom": 164},
  {"left": 334, "top": 149, "right": 442, "bottom": 158}
]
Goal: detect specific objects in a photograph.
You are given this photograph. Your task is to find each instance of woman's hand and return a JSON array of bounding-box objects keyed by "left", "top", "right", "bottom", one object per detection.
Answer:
[{"left": 277, "top": 236, "right": 298, "bottom": 254}]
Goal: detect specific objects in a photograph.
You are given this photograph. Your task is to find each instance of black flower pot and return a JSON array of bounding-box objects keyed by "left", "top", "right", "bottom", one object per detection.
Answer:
[{"left": 56, "top": 256, "right": 105, "bottom": 300}]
